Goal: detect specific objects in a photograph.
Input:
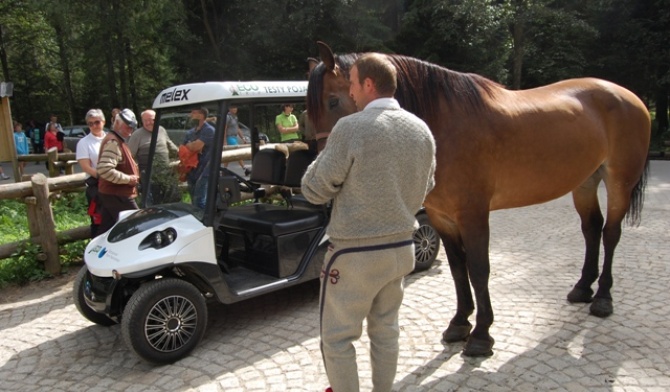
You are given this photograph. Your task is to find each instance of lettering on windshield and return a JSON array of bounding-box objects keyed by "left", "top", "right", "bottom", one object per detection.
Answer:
[
  {"left": 160, "top": 88, "right": 191, "bottom": 103},
  {"left": 230, "top": 84, "right": 307, "bottom": 96}
]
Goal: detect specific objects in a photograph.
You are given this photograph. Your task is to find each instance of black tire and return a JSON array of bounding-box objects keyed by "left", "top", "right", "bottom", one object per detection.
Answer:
[
  {"left": 413, "top": 213, "right": 441, "bottom": 272},
  {"left": 121, "top": 278, "right": 208, "bottom": 364},
  {"left": 72, "top": 265, "right": 117, "bottom": 326}
]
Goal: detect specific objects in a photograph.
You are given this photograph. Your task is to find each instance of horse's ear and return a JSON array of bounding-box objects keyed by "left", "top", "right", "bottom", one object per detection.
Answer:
[
  {"left": 307, "top": 57, "right": 319, "bottom": 77},
  {"left": 317, "top": 41, "right": 335, "bottom": 71}
]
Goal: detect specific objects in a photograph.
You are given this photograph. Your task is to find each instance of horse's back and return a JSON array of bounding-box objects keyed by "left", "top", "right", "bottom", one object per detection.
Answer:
[{"left": 429, "top": 77, "right": 650, "bottom": 213}]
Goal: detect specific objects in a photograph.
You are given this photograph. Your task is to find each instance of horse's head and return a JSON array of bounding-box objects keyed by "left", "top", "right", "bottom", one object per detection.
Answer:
[{"left": 305, "top": 42, "right": 359, "bottom": 149}]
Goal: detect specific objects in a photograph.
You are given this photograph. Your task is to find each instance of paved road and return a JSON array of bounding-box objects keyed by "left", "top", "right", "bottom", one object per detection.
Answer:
[{"left": 1, "top": 161, "right": 669, "bottom": 391}]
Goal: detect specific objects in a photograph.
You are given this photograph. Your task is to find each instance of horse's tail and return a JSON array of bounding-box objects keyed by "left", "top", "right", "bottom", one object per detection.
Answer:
[{"left": 625, "top": 158, "right": 649, "bottom": 227}]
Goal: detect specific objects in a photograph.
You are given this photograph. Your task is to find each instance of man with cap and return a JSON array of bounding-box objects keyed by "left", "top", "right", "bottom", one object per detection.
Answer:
[{"left": 96, "top": 108, "right": 140, "bottom": 234}]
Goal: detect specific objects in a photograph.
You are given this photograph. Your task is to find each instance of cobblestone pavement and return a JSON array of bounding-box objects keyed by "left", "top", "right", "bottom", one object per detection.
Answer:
[{"left": 1, "top": 161, "right": 669, "bottom": 392}]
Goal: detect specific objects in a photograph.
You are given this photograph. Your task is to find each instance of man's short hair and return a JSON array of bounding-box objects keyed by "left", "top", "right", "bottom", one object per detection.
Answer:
[
  {"left": 193, "top": 107, "right": 209, "bottom": 117},
  {"left": 353, "top": 53, "right": 397, "bottom": 96}
]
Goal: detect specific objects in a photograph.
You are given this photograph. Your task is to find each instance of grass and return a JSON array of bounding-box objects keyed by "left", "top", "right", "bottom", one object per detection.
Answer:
[{"left": 0, "top": 192, "right": 90, "bottom": 287}]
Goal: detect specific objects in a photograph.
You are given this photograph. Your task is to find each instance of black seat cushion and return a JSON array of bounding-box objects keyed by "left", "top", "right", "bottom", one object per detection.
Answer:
[
  {"left": 284, "top": 150, "right": 317, "bottom": 187},
  {"left": 221, "top": 204, "right": 325, "bottom": 236},
  {"left": 249, "top": 149, "right": 286, "bottom": 185}
]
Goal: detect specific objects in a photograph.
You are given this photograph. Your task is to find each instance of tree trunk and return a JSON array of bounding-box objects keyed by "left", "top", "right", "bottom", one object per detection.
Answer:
[
  {"left": 126, "top": 39, "right": 138, "bottom": 113},
  {"left": 101, "top": 0, "right": 118, "bottom": 108},
  {"left": 656, "top": 85, "right": 669, "bottom": 136},
  {"left": 199, "top": 0, "right": 224, "bottom": 65},
  {"left": 0, "top": 25, "right": 10, "bottom": 82},
  {"left": 511, "top": 20, "right": 525, "bottom": 90},
  {"left": 52, "top": 23, "right": 76, "bottom": 125}
]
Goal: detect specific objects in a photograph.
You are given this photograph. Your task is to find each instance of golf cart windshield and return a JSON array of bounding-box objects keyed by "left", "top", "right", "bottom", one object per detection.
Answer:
[{"left": 143, "top": 81, "right": 308, "bottom": 226}]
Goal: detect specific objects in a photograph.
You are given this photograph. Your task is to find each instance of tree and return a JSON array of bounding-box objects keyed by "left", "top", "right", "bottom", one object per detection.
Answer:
[{"left": 394, "top": 0, "right": 511, "bottom": 83}]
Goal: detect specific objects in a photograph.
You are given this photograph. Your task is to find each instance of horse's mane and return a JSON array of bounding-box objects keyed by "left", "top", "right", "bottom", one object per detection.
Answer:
[{"left": 307, "top": 52, "right": 502, "bottom": 125}]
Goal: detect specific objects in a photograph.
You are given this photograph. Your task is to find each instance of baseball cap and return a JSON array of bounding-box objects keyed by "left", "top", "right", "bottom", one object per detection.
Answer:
[{"left": 119, "top": 108, "right": 137, "bottom": 129}]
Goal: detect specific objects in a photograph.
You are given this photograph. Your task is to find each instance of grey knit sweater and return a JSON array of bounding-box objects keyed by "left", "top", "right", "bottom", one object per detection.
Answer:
[{"left": 301, "top": 98, "right": 436, "bottom": 241}]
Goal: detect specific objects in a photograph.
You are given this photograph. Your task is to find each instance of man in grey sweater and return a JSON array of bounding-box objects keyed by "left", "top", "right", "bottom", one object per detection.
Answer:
[
  {"left": 128, "top": 109, "right": 179, "bottom": 204},
  {"left": 301, "top": 53, "right": 436, "bottom": 392}
]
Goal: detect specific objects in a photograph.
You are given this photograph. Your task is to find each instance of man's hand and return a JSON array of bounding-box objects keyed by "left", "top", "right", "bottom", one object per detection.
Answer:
[{"left": 128, "top": 175, "right": 139, "bottom": 186}]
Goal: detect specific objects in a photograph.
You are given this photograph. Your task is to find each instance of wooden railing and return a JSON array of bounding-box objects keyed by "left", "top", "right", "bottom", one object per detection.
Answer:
[{"left": 0, "top": 172, "right": 88, "bottom": 275}]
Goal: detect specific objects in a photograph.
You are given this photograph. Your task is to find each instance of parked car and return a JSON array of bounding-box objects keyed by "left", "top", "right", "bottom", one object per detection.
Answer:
[{"left": 62, "top": 125, "right": 109, "bottom": 152}]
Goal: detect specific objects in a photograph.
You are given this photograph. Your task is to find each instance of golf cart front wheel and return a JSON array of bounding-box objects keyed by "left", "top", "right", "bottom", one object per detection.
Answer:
[{"left": 121, "top": 278, "right": 208, "bottom": 364}]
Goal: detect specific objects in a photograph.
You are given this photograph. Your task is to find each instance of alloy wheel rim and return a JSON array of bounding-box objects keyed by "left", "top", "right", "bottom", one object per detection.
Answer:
[
  {"left": 144, "top": 295, "right": 198, "bottom": 352},
  {"left": 414, "top": 225, "right": 438, "bottom": 265}
]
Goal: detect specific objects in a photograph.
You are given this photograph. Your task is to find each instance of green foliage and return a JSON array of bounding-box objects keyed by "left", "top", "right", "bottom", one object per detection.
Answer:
[
  {"left": 0, "top": 0, "right": 667, "bottom": 138},
  {"left": 0, "top": 243, "right": 50, "bottom": 287},
  {"left": 0, "top": 192, "right": 90, "bottom": 287}
]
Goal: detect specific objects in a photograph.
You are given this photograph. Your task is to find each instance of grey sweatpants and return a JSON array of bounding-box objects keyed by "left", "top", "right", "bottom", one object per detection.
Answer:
[{"left": 319, "top": 233, "right": 415, "bottom": 392}]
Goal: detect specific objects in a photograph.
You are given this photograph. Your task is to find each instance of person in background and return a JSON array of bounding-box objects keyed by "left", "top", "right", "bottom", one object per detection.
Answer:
[
  {"left": 111, "top": 108, "right": 121, "bottom": 125},
  {"left": 275, "top": 103, "right": 300, "bottom": 142},
  {"left": 222, "top": 104, "right": 250, "bottom": 176},
  {"left": 301, "top": 53, "right": 436, "bottom": 392},
  {"left": 96, "top": 108, "right": 140, "bottom": 234},
  {"left": 77, "top": 109, "right": 107, "bottom": 237},
  {"left": 13, "top": 121, "right": 30, "bottom": 176},
  {"left": 28, "top": 120, "right": 43, "bottom": 158},
  {"left": 44, "top": 121, "right": 64, "bottom": 152},
  {"left": 44, "top": 114, "right": 63, "bottom": 137},
  {"left": 43, "top": 121, "right": 65, "bottom": 171},
  {"left": 128, "top": 109, "right": 179, "bottom": 204},
  {"left": 182, "top": 107, "right": 214, "bottom": 209}
]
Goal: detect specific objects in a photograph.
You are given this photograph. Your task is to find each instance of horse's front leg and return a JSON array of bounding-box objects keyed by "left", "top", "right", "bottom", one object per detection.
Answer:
[{"left": 460, "top": 213, "right": 495, "bottom": 357}]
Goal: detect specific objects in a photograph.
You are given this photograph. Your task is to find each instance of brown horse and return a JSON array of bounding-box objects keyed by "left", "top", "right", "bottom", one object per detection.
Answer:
[{"left": 305, "top": 42, "right": 650, "bottom": 357}]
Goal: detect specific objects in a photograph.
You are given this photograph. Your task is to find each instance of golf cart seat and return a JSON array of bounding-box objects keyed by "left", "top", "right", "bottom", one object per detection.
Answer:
[
  {"left": 221, "top": 148, "right": 324, "bottom": 235},
  {"left": 219, "top": 148, "right": 326, "bottom": 278}
]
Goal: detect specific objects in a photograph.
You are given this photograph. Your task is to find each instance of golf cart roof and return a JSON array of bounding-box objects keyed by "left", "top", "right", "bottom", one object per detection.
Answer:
[{"left": 152, "top": 81, "right": 308, "bottom": 110}]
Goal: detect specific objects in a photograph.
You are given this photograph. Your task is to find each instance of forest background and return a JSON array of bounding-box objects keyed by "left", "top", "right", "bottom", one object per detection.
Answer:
[{"left": 0, "top": 0, "right": 668, "bottom": 140}]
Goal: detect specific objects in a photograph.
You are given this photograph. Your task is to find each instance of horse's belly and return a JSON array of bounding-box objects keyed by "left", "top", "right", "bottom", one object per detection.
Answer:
[{"left": 489, "top": 161, "right": 602, "bottom": 210}]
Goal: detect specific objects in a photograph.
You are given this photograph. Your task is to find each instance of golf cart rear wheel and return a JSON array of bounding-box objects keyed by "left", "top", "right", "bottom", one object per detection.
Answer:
[
  {"left": 73, "top": 265, "right": 116, "bottom": 326},
  {"left": 121, "top": 278, "right": 208, "bottom": 364},
  {"left": 413, "top": 213, "right": 441, "bottom": 272}
]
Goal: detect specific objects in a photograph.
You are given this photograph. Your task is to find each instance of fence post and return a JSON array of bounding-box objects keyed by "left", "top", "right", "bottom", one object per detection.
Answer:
[
  {"left": 31, "top": 173, "right": 60, "bottom": 275},
  {"left": 47, "top": 148, "right": 59, "bottom": 177}
]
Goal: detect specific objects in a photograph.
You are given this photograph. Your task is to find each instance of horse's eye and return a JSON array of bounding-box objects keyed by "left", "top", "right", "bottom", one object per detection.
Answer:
[{"left": 328, "top": 97, "right": 339, "bottom": 109}]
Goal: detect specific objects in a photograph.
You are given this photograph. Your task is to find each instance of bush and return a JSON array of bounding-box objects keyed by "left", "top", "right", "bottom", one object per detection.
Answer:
[{"left": 0, "top": 192, "right": 90, "bottom": 287}]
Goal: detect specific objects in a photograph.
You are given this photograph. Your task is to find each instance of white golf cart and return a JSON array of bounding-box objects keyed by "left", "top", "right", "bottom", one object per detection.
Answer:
[{"left": 73, "top": 81, "right": 441, "bottom": 364}]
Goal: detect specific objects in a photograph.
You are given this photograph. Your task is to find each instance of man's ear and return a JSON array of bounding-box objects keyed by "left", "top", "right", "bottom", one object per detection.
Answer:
[{"left": 363, "top": 77, "right": 375, "bottom": 93}]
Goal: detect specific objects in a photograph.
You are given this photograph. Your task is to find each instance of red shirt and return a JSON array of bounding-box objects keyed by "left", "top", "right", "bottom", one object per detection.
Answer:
[{"left": 44, "top": 130, "right": 64, "bottom": 152}]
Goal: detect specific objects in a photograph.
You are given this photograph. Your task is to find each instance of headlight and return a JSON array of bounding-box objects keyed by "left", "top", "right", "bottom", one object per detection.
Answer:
[{"left": 139, "top": 228, "right": 178, "bottom": 250}]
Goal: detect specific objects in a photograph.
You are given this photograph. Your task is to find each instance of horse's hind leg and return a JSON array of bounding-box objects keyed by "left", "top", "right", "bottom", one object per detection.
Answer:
[
  {"left": 568, "top": 171, "right": 604, "bottom": 304},
  {"left": 589, "top": 168, "right": 642, "bottom": 317}
]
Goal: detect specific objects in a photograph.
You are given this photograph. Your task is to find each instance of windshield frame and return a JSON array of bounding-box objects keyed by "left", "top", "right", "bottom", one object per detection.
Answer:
[{"left": 144, "top": 82, "right": 308, "bottom": 228}]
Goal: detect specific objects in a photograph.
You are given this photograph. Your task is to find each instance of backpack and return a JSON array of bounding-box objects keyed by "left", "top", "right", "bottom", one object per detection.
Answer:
[{"left": 56, "top": 131, "right": 65, "bottom": 142}]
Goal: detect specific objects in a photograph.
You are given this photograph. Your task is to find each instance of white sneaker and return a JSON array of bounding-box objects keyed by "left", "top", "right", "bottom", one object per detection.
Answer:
[{"left": 1, "top": 175, "right": 10, "bottom": 180}]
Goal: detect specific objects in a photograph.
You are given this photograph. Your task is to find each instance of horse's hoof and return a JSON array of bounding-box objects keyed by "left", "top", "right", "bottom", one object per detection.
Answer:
[
  {"left": 462, "top": 336, "right": 495, "bottom": 357},
  {"left": 567, "top": 286, "right": 593, "bottom": 303},
  {"left": 590, "top": 297, "right": 613, "bottom": 318},
  {"left": 442, "top": 322, "right": 472, "bottom": 343}
]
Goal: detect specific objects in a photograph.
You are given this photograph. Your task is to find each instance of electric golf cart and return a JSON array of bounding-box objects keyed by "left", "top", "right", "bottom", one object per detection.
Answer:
[{"left": 73, "top": 81, "right": 441, "bottom": 364}]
